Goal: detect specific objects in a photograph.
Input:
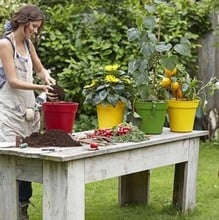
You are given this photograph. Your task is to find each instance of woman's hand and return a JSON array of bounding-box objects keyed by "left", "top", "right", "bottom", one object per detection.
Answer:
[
  {"left": 40, "top": 84, "right": 53, "bottom": 93},
  {"left": 45, "top": 73, "right": 56, "bottom": 85},
  {"left": 39, "top": 85, "right": 59, "bottom": 101},
  {"left": 37, "top": 68, "right": 56, "bottom": 85},
  {"left": 47, "top": 92, "right": 59, "bottom": 101}
]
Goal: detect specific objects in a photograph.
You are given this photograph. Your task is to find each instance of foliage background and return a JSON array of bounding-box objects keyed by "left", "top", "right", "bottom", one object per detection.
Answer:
[{"left": 0, "top": 0, "right": 219, "bottom": 130}]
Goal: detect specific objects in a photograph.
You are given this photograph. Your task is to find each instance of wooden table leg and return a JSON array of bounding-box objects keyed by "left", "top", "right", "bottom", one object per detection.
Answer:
[
  {"left": 43, "top": 160, "right": 85, "bottom": 220},
  {"left": 118, "top": 170, "right": 150, "bottom": 206},
  {"left": 0, "top": 155, "right": 18, "bottom": 220},
  {"left": 173, "top": 138, "right": 200, "bottom": 213}
]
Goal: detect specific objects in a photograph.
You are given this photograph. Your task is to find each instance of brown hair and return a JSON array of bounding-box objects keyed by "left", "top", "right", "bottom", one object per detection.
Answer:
[{"left": 10, "top": 5, "right": 45, "bottom": 35}]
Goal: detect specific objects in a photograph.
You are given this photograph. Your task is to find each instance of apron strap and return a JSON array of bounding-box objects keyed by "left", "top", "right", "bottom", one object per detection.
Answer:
[{"left": 3, "top": 36, "right": 30, "bottom": 57}]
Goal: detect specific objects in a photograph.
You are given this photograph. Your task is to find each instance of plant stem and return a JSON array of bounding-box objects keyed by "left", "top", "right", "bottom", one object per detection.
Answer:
[{"left": 157, "top": 16, "right": 161, "bottom": 42}]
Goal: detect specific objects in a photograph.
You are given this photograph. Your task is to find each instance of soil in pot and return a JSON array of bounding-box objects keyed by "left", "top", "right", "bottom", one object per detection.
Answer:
[{"left": 22, "top": 129, "right": 81, "bottom": 147}]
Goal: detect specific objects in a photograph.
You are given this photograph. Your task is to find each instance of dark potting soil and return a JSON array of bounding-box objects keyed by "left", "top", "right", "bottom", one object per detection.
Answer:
[
  {"left": 23, "top": 129, "right": 81, "bottom": 147},
  {"left": 48, "top": 84, "right": 65, "bottom": 101}
]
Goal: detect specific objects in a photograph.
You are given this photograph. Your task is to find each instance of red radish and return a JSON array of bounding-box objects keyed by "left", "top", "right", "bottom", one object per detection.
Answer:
[{"left": 90, "top": 142, "right": 99, "bottom": 149}]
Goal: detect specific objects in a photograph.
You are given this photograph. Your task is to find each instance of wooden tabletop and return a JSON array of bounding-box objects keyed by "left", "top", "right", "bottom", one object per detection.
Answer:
[{"left": 0, "top": 128, "right": 208, "bottom": 162}]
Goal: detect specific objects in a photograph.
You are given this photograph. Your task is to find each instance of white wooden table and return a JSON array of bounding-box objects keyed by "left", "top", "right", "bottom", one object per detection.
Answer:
[{"left": 0, "top": 128, "right": 208, "bottom": 220}]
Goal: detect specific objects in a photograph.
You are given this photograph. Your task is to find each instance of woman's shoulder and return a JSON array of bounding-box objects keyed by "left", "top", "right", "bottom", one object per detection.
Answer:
[
  {"left": 0, "top": 37, "right": 14, "bottom": 55},
  {"left": 0, "top": 37, "right": 12, "bottom": 48}
]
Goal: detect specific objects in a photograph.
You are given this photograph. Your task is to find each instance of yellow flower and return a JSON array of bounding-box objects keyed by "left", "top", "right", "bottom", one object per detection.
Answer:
[
  {"left": 84, "top": 80, "right": 96, "bottom": 88},
  {"left": 105, "top": 74, "right": 119, "bottom": 83},
  {"left": 122, "top": 78, "right": 131, "bottom": 84},
  {"left": 105, "top": 64, "right": 120, "bottom": 72}
]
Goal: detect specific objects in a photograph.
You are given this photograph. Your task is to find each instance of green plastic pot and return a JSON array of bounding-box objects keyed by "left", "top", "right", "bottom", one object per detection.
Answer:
[{"left": 134, "top": 101, "right": 168, "bottom": 134}]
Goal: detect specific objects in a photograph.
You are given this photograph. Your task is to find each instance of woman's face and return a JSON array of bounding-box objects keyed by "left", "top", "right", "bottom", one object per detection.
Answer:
[{"left": 24, "top": 20, "right": 42, "bottom": 38}]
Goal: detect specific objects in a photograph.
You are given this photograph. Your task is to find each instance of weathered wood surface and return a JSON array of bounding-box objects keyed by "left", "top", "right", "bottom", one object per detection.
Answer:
[
  {"left": 0, "top": 156, "right": 18, "bottom": 220},
  {"left": 119, "top": 170, "right": 150, "bottom": 206},
  {"left": 43, "top": 160, "right": 85, "bottom": 220},
  {"left": 0, "top": 128, "right": 208, "bottom": 161},
  {"left": 172, "top": 137, "right": 200, "bottom": 212},
  {"left": 0, "top": 128, "right": 208, "bottom": 220}
]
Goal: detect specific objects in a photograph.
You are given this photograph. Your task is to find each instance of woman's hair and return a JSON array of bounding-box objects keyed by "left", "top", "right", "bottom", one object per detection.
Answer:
[{"left": 10, "top": 5, "right": 45, "bottom": 35}]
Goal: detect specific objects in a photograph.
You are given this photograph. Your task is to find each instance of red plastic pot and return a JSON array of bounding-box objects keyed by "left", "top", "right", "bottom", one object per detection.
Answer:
[{"left": 42, "top": 102, "right": 79, "bottom": 133}]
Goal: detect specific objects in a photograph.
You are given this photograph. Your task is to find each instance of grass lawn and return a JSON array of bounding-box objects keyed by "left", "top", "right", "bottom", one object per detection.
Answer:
[{"left": 29, "top": 141, "right": 219, "bottom": 220}]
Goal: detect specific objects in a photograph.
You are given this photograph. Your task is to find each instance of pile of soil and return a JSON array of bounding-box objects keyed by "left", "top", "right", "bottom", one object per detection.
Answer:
[
  {"left": 48, "top": 84, "right": 65, "bottom": 101},
  {"left": 23, "top": 129, "right": 81, "bottom": 147}
]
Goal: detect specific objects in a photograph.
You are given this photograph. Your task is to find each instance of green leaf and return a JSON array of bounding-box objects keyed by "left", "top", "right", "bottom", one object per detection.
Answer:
[
  {"left": 145, "top": 5, "right": 156, "bottom": 14},
  {"left": 174, "top": 43, "right": 191, "bottom": 56},
  {"left": 128, "top": 60, "right": 140, "bottom": 73},
  {"left": 160, "top": 55, "right": 179, "bottom": 69},
  {"left": 139, "top": 59, "right": 148, "bottom": 72},
  {"left": 127, "top": 28, "right": 139, "bottom": 41},
  {"left": 126, "top": 112, "right": 142, "bottom": 127},
  {"left": 155, "top": 43, "right": 172, "bottom": 53},
  {"left": 141, "top": 43, "right": 155, "bottom": 58},
  {"left": 143, "top": 16, "right": 156, "bottom": 30}
]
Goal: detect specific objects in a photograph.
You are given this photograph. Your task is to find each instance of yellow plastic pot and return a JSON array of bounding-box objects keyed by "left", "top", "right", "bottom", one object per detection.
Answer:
[
  {"left": 168, "top": 99, "right": 199, "bottom": 132},
  {"left": 96, "top": 102, "right": 125, "bottom": 129}
]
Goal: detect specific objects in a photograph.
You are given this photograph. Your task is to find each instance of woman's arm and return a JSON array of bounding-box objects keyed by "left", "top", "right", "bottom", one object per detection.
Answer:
[
  {"left": 0, "top": 39, "right": 50, "bottom": 92},
  {"left": 29, "top": 40, "right": 56, "bottom": 85}
]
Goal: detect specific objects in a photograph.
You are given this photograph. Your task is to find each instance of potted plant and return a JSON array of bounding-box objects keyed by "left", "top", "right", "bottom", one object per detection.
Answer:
[
  {"left": 127, "top": 4, "right": 191, "bottom": 134},
  {"left": 82, "top": 64, "right": 134, "bottom": 129},
  {"left": 162, "top": 64, "right": 219, "bottom": 132}
]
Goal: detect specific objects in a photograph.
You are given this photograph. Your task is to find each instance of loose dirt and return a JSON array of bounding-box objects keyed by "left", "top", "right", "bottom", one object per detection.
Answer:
[{"left": 23, "top": 129, "right": 81, "bottom": 147}]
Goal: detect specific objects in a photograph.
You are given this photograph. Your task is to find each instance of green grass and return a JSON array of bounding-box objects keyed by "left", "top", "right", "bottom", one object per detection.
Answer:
[{"left": 29, "top": 141, "right": 219, "bottom": 220}]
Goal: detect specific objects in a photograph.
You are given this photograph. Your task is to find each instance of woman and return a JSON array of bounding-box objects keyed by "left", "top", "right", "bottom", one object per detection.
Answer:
[{"left": 0, "top": 4, "right": 56, "bottom": 220}]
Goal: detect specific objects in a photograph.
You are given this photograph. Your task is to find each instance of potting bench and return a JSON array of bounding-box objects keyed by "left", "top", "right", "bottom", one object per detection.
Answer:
[{"left": 0, "top": 128, "right": 208, "bottom": 220}]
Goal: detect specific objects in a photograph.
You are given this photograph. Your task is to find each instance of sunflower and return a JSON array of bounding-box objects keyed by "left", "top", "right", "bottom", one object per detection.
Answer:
[
  {"left": 105, "top": 64, "right": 120, "bottom": 72},
  {"left": 105, "top": 75, "right": 119, "bottom": 83}
]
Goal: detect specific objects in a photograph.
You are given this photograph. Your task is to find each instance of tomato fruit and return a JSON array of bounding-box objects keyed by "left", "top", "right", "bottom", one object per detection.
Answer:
[
  {"left": 161, "top": 77, "right": 171, "bottom": 88},
  {"left": 165, "top": 68, "right": 177, "bottom": 77},
  {"left": 171, "top": 81, "right": 180, "bottom": 91}
]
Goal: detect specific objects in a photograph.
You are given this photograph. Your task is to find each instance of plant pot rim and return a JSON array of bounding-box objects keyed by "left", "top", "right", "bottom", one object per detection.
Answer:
[
  {"left": 168, "top": 99, "right": 199, "bottom": 109},
  {"left": 97, "top": 101, "right": 125, "bottom": 107},
  {"left": 43, "top": 101, "right": 79, "bottom": 105},
  {"left": 135, "top": 100, "right": 167, "bottom": 104},
  {"left": 168, "top": 99, "right": 199, "bottom": 103}
]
